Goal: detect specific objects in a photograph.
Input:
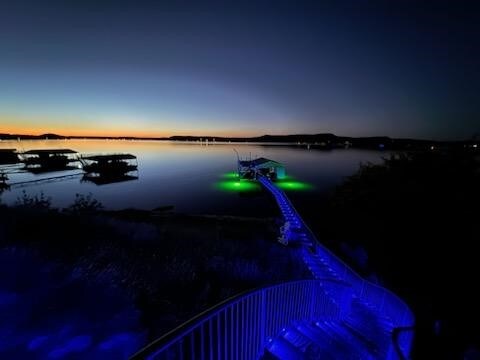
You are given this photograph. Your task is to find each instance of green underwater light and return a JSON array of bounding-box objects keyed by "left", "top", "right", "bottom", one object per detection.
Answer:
[
  {"left": 216, "top": 179, "right": 262, "bottom": 192},
  {"left": 216, "top": 171, "right": 311, "bottom": 192},
  {"left": 222, "top": 171, "right": 240, "bottom": 179},
  {"left": 275, "top": 179, "right": 313, "bottom": 191}
]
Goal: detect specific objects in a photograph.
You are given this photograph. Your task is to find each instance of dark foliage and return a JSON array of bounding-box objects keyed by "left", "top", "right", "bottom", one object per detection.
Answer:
[
  {"left": 15, "top": 190, "right": 52, "bottom": 210},
  {"left": 67, "top": 193, "right": 104, "bottom": 214},
  {"left": 0, "top": 199, "right": 308, "bottom": 356},
  {"left": 317, "top": 150, "right": 480, "bottom": 359}
]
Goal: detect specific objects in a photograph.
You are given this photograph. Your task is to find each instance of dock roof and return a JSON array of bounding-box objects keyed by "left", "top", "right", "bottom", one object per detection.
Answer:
[
  {"left": 81, "top": 154, "right": 137, "bottom": 161},
  {"left": 23, "top": 149, "right": 77, "bottom": 155}
]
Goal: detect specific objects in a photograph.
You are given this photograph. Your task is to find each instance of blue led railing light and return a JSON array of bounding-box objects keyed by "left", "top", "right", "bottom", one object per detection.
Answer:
[
  {"left": 132, "top": 175, "right": 414, "bottom": 360},
  {"left": 257, "top": 175, "right": 415, "bottom": 358},
  {"left": 131, "top": 280, "right": 352, "bottom": 360}
]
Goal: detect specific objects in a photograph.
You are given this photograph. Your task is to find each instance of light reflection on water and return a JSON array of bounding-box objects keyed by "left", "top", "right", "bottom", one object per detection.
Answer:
[{"left": 0, "top": 140, "right": 386, "bottom": 215}]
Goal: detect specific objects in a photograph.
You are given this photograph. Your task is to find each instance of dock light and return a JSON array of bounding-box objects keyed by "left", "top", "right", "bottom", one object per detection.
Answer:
[
  {"left": 215, "top": 179, "right": 261, "bottom": 192},
  {"left": 275, "top": 180, "right": 313, "bottom": 191},
  {"left": 222, "top": 171, "right": 240, "bottom": 179}
]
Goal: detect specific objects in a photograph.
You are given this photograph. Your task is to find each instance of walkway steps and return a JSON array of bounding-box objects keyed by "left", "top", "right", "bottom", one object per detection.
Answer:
[
  {"left": 257, "top": 175, "right": 407, "bottom": 360},
  {"left": 262, "top": 317, "right": 388, "bottom": 360}
]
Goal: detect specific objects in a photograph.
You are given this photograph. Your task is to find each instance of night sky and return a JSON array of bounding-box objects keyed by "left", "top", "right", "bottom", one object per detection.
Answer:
[{"left": 0, "top": 0, "right": 479, "bottom": 139}]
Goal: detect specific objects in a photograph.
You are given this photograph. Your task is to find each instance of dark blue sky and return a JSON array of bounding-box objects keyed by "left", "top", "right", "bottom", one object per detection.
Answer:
[{"left": 0, "top": 0, "right": 478, "bottom": 139}]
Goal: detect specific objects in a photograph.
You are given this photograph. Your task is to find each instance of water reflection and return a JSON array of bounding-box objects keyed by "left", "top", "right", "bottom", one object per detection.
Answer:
[
  {"left": 0, "top": 140, "right": 387, "bottom": 215},
  {"left": 82, "top": 174, "right": 139, "bottom": 186}
]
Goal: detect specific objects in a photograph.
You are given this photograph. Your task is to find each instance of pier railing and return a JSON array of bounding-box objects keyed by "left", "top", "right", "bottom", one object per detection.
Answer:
[
  {"left": 133, "top": 175, "right": 414, "bottom": 359},
  {"left": 257, "top": 174, "right": 415, "bottom": 358},
  {"left": 131, "top": 280, "right": 352, "bottom": 360}
]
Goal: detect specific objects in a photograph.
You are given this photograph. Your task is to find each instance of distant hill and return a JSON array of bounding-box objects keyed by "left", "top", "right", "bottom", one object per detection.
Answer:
[
  {"left": 165, "top": 133, "right": 470, "bottom": 150},
  {"left": 0, "top": 133, "right": 66, "bottom": 140},
  {"left": 1, "top": 132, "right": 476, "bottom": 151},
  {"left": 40, "top": 133, "right": 65, "bottom": 139}
]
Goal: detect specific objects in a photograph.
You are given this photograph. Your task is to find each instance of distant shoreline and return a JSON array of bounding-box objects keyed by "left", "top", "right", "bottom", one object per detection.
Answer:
[{"left": 1, "top": 132, "right": 477, "bottom": 151}]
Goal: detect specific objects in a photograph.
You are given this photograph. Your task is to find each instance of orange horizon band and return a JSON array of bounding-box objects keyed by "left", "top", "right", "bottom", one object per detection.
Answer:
[{"left": 0, "top": 126, "right": 263, "bottom": 139}]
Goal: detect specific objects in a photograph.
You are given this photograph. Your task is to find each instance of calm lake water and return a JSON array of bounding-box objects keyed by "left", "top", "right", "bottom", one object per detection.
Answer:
[{"left": 0, "top": 140, "right": 387, "bottom": 216}]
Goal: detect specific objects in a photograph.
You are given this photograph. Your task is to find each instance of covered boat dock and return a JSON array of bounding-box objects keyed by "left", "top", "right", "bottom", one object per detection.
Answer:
[
  {"left": 238, "top": 157, "right": 286, "bottom": 180},
  {"left": 80, "top": 154, "right": 138, "bottom": 185},
  {"left": 80, "top": 154, "right": 138, "bottom": 175},
  {"left": 20, "top": 149, "right": 79, "bottom": 172}
]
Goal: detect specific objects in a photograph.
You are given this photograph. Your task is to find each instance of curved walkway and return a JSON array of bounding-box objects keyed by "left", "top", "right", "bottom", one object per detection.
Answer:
[
  {"left": 131, "top": 176, "right": 415, "bottom": 359},
  {"left": 257, "top": 175, "right": 414, "bottom": 359}
]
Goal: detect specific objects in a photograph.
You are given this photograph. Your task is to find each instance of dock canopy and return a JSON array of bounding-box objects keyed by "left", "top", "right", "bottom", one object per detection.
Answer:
[
  {"left": 23, "top": 149, "right": 77, "bottom": 155},
  {"left": 81, "top": 154, "right": 137, "bottom": 161},
  {"left": 239, "top": 157, "right": 283, "bottom": 168}
]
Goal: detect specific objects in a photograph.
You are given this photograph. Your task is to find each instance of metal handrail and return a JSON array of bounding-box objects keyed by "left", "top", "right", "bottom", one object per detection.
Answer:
[
  {"left": 131, "top": 279, "right": 352, "bottom": 360},
  {"left": 257, "top": 175, "right": 415, "bottom": 358}
]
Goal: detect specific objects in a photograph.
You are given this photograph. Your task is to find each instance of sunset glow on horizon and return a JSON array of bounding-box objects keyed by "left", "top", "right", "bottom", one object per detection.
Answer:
[{"left": 0, "top": 113, "right": 282, "bottom": 138}]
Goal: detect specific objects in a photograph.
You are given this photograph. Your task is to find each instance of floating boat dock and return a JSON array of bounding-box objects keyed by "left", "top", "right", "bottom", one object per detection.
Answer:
[
  {"left": 80, "top": 154, "right": 138, "bottom": 175},
  {"left": 80, "top": 154, "right": 138, "bottom": 185},
  {"left": 20, "top": 149, "right": 79, "bottom": 173}
]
